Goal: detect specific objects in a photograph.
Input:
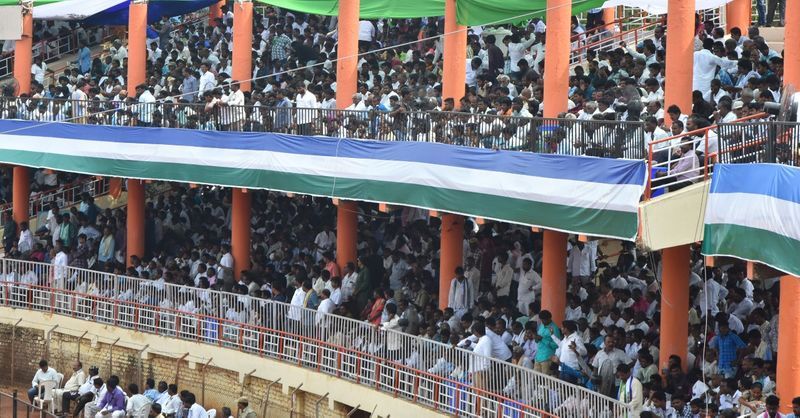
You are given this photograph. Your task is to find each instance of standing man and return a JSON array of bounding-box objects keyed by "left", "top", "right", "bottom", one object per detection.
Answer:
[
  {"left": 616, "top": 363, "right": 643, "bottom": 417},
  {"left": 516, "top": 258, "right": 540, "bottom": 315},
  {"left": 448, "top": 267, "right": 474, "bottom": 319}
]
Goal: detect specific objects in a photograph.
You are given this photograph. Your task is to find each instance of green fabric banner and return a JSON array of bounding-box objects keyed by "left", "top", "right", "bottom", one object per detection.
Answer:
[{"left": 257, "top": 0, "right": 606, "bottom": 25}]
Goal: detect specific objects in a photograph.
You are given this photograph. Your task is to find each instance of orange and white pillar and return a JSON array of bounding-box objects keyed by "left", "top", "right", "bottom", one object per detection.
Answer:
[
  {"left": 11, "top": 5, "right": 33, "bottom": 228},
  {"left": 437, "top": 0, "right": 467, "bottom": 309},
  {"left": 776, "top": 3, "right": 800, "bottom": 413},
  {"left": 725, "top": 0, "right": 751, "bottom": 33},
  {"left": 334, "top": 0, "right": 361, "bottom": 272},
  {"left": 663, "top": 0, "right": 695, "bottom": 122},
  {"left": 540, "top": 0, "right": 572, "bottom": 325},
  {"left": 126, "top": 180, "right": 145, "bottom": 264},
  {"left": 659, "top": 245, "right": 690, "bottom": 373},
  {"left": 127, "top": 0, "right": 148, "bottom": 89},
  {"left": 229, "top": 0, "right": 254, "bottom": 279},
  {"left": 602, "top": 7, "right": 615, "bottom": 31}
]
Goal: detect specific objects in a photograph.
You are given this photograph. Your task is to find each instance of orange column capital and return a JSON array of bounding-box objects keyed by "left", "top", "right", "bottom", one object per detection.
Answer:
[
  {"left": 663, "top": 0, "right": 695, "bottom": 122},
  {"left": 659, "top": 245, "right": 690, "bottom": 373},
  {"left": 776, "top": 275, "right": 800, "bottom": 414},
  {"left": 232, "top": 0, "right": 253, "bottom": 92},
  {"left": 127, "top": 0, "right": 149, "bottom": 90},
  {"left": 13, "top": 8, "right": 33, "bottom": 95}
]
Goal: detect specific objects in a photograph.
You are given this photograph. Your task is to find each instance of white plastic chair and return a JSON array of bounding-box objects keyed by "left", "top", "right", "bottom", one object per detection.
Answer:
[
  {"left": 131, "top": 400, "right": 152, "bottom": 418},
  {"left": 33, "top": 380, "right": 57, "bottom": 414}
]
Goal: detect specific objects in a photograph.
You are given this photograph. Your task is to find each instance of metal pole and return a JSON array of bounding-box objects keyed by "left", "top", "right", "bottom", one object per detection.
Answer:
[
  {"left": 369, "top": 405, "right": 377, "bottom": 417},
  {"left": 200, "top": 358, "right": 213, "bottom": 407},
  {"left": 12, "top": 390, "right": 18, "bottom": 418},
  {"left": 239, "top": 369, "right": 257, "bottom": 396},
  {"left": 346, "top": 404, "right": 361, "bottom": 417},
  {"left": 288, "top": 383, "right": 303, "bottom": 418},
  {"left": 314, "top": 392, "right": 329, "bottom": 418},
  {"left": 76, "top": 331, "right": 88, "bottom": 362},
  {"left": 44, "top": 325, "right": 58, "bottom": 360},
  {"left": 261, "top": 378, "right": 281, "bottom": 418},
  {"left": 136, "top": 345, "right": 149, "bottom": 388},
  {"left": 11, "top": 319, "right": 21, "bottom": 385},
  {"left": 174, "top": 353, "right": 189, "bottom": 386},
  {"left": 108, "top": 338, "right": 119, "bottom": 376}
]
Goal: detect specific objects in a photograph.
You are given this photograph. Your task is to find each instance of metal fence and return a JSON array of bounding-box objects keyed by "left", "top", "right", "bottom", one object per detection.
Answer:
[
  {"left": 0, "top": 97, "right": 646, "bottom": 159},
  {"left": 0, "top": 258, "right": 632, "bottom": 418},
  {"left": 0, "top": 391, "right": 58, "bottom": 418},
  {"left": 717, "top": 121, "right": 800, "bottom": 167},
  {"left": 0, "top": 177, "right": 110, "bottom": 226}
]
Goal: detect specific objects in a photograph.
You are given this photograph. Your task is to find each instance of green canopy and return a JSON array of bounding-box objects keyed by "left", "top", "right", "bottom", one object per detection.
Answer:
[{"left": 257, "top": 0, "right": 606, "bottom": 26}]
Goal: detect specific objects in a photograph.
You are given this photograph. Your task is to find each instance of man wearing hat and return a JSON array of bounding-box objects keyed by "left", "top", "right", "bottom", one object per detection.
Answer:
[{"left": 236, "top": 397, "right": 257, "bottom": 418}]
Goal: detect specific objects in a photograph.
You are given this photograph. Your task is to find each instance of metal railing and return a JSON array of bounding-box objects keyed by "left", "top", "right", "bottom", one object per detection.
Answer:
[
  {"left": 643, "top": 114, "right": 797, "bottom": 199},
  {"left": 0, "top": 97, "right": 646, "bottom": 158},
  {"left": 0, "top": 177, "right": 110, "bottom": 223},
  {"left": 570, "top": 16, "right": 664, "bottom": 66},
  {"left": 0, "top": 258, "right": 633, "bottom": 418},
  {"left": 0, "top": 390, "right": 59, "bottom": 418}
]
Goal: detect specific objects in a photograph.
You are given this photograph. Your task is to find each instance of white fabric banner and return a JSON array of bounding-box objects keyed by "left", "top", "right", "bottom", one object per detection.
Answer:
[
  {"left": 601, "top": 0, "right": 731, "bottom": 14},
  {"left": 32, "top": 0, "right": 125, "bottom": 21}
]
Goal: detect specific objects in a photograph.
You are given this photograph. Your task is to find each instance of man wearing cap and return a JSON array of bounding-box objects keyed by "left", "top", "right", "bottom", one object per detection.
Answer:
[{"left": 236, "top": 397, "right": 256, "bottom": 418}]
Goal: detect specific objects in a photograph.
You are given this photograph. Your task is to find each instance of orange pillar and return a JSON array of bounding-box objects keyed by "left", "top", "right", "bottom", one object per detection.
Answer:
[
  {"left": 540, "top": 0, "right": 571, "bottom": 326},
  {"left": 126, "top": 180, "right": 145, "bottom": 265},
  {"left": 785, "top": 0, "right": 800, "bottom": 89},
  {"left": 437, "top": 0, "right": 467, "bottom": 309},
  {"left": 209, "top": 0, "right": 225, "bottom": 25},
  {"left": 776, "top": 276, "right": 800, "bottom": 414},
  {"left": 334, "top": 0, "right": 361, "bottom": 273},
  {"left": 12, "top": 167, "right": 30, "bottom": 227},
  {"left": 439, "top": 214, "right": 465, "bottom": 309},
  {"left": 663, "top": 0, "right": 695, "bottom": 122},
  {"left": 127, "top": 0, "right": 148, "bottom": 89},
  {"left": 229, "top": 2, "right": 253, "bottom": 279},
  {"left": 13, "top": 8, "right": 32, "bottom": 95},
  {"left": 542, "top": 0, "right": 571, "bottom": 118},
  {"left": 232, "top": 0, "right": 253, "bottom": 92},
  {"left": 659, "top": 245, "right": 690, "bottom": 373},
  {"left": 541, "top": 231, "right": 567, "bottom": 325},
  {"left": 602, "top": 7, "right": 615, "bottom": 30},
  {"left": 231, "top": 189, "right": 251, "bottom": 278},
  {"left": 725, "top": 0, "right": 751, "bottom": 33},
  {"left": 108, "top": 178, "right": 123, "bottom": 199},
  {"left": 336, "top": 201, "right": 358, "bottom": 272}
]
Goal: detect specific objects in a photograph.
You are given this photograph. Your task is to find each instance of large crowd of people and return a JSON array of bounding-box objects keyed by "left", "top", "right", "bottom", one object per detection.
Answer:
[{"left": 0, "top": 3, "right": 797, "bottom": 418}]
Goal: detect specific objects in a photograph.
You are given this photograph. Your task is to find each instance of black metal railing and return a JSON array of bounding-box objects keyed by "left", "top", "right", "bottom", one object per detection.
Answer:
[
  {"left": 717, "top": 121, "right": 800, "bottom": 166},
  {"left": 0, "top": 97, "right": 646, "bottom": 159}
]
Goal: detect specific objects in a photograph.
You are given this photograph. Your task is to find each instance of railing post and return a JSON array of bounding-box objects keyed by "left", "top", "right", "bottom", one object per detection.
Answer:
[{"left": 12, "top": 390, "right": 18, "bottom": 418}]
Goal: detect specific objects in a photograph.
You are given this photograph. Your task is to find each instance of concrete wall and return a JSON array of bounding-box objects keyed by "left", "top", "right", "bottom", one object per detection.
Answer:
[
  {"left": 639, "top": 180, "right": 710, "bottom": 251},
  {"left": 0, "top": 307, "right": 444, "bottom": 418}
]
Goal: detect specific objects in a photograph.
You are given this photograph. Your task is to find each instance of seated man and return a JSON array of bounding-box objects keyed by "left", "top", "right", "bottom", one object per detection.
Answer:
[
  {"left": 77, "top": 377, "right": 106, "bottom": 418},
  {"left": 54, "top": 361, "right": 87, "bottom": 414},
  {"left": 148, "top": 403, "right": 164, "bottom": 418},
  {"left": 125, "top": 383, "right": 152, "bottom": 417},
  {"left": 93, "top": 375, "right": 126, "bottom": 418},
  {"left": 182, "top": 392, "right": 206, "bottom": 418},
  {"left": 28, "top": 359, "right": 60, "bottom": 402}
]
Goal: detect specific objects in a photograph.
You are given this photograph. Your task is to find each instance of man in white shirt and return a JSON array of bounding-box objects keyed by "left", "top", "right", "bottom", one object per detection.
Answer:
[
  {"left": 448, "top": 267, "right": 474, "bottom": 319},
  {"left": 55, "top": 360, "right": 87, "bottom": 414},
  {"left": 313, "top": 224, "right": 335, "bottom": 262},
  {"left": 157, "top": 384, "right": 182, "bottom": 416},
  {"left": 617, "top": 364, "right": 644, "bottom": 417},
  {"left": 17, "top": 221, "right": 34, "bottom": 254},
  {"left": 134, "top": 84, "right": 156, "bottom": 126},
  {"left": 315, "top": 289, "right": 335, "bottom": 329},
  {"left": 492, "top": 253, "right": 513, "bottom": 300},
  {"left": 182, "top": 392, "right": 207, "bottom": 418},
  {"left": 516, "top": 258, "right": 541, "bottom": 315},
  {"left": 567, "top": 241, "right": 592, "bottom": 281},
  {"left": 198, "top": 63, "right": 216, "bottom": 97},
  {"left": 556, "top": 321, "right": 587, "bottom": 383},
  {"left": 125, "top": 384, "right": 151, "bottom": 417},
  {"left": 358, "top": 20, "right": 375, "bottom": 45},
  {"left": 295, "top": 83, "right": 319, "bottom": 135},
  {"left": 28, "top": 359, "right": 60, "bottom": 402},
  {"left": 468, "top": 323, "right": 493, "bottom": 387},
  {"left": 31, "top": 55, "right": 47, "bottom": 84},
  {"left": 592, "top": 336, "right": 632, "bottom": 397},
  {"left": 485, "top": 317, "right": 512, "bottom": 361},
  {"left": 340, "top": 262, "right": 357, "bottom": 304}
]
